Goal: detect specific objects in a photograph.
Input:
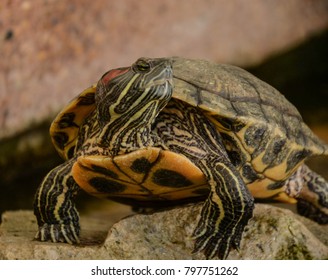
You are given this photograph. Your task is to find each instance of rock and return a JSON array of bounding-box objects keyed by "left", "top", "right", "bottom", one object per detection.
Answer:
[
  {"left": 1, "top": 0, "right": 328, "bottom": 139},
  {"left": 1, "top": 204, "right": 327, "bottom": 260}
]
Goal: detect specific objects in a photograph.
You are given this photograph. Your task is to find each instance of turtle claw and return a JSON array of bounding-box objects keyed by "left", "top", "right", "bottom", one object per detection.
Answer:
[
  {"left": 192, "top": 198, "right": 253, "bottom": 259},
  {"left": 192, "top": 226, "right": 241, "bottom": 260},
  {"left": 35, "top": 223, "right": 80, "bottom": 244}
]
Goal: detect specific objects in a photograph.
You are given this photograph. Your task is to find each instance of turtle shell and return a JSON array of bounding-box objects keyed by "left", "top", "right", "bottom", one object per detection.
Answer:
[
  {"left": 171, "top": 57, "right": 327, "bottom": 156},
  {"left": 171, "top": 57, "right": 328, "bottom": 200},
  {"left": 50, "top": 84, "right": 97, "bottom": 160},
  {"left": 72, "top": 147, "right": 209, "bottom": 205}
]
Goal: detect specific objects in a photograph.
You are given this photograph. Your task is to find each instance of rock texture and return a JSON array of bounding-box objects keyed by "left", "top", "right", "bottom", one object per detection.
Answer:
[
  {"left": 1, "top": 0, "right": 328, "bottom": 139},
  {"left": 1, "top": 204, "right": 327, "bottom": 260}
]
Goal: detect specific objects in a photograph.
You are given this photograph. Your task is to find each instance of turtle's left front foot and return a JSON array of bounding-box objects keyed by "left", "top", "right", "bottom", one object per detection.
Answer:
[
  {"left": 192, "top": 199, "right": 253, "bottom": 259},
  {"left": 35, "top": 223, "right": 80, "bottom": 244},
  {"left": 33, "top": 161, "right": 81, "bottom": 245}
]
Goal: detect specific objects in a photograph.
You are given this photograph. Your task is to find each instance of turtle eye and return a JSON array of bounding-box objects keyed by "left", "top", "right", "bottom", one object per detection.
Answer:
[{"left": 135, "top": 59, "right": 151, "bottom": 72}]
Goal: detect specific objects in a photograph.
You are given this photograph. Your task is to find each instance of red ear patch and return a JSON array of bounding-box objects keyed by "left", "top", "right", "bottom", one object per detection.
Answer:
[{"left": 100, "top": 67, "right": 130, "bottom": 84}]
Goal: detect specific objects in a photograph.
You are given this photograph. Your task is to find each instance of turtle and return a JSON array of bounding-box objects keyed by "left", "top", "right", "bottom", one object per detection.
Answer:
[{"left": 34, "top": 57, "right": 328, "bottom": 259}]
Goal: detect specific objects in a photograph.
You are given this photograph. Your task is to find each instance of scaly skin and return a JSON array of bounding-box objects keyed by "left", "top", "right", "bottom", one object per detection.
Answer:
[
  {"left": 34, "top": 160, "right": 80, "bottom": 244},
  {"left": 285, "top": 164, "right": 328, "bottom": 224}
]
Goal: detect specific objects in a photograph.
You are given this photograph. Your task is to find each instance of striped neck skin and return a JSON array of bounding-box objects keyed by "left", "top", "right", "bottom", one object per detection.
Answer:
[{"left": 95, "top": 58, "right": 173, "bottom": 155}]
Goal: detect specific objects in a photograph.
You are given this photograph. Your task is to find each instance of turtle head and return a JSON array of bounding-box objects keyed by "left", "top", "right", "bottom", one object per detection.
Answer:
[{"left": 95, "top": 57, "right": 173, "bottom": 147}]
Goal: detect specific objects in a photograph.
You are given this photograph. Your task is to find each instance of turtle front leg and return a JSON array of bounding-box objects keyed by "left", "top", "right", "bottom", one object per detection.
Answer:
[
  {"left": 34, "top": 160, "right": 80, "bottom": 244},
  {"left": 193, "top": 157, "right": 254, "bottom": 259}
]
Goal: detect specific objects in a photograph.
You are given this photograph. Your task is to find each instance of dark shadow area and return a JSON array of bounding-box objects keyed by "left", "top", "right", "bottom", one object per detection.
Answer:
[{"left": 247, "top": 30, "right": 328, "bottom": 125}]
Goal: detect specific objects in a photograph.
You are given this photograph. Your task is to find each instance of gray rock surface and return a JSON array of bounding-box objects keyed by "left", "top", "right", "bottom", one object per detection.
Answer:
[{"left": 1, "top": 204, "right": 327, "bottom": 260}]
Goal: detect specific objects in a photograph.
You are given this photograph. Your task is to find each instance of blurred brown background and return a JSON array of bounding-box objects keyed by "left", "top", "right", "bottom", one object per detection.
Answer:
[{"left": 1, "top": 0, "right": 328, "bottom": 218}]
